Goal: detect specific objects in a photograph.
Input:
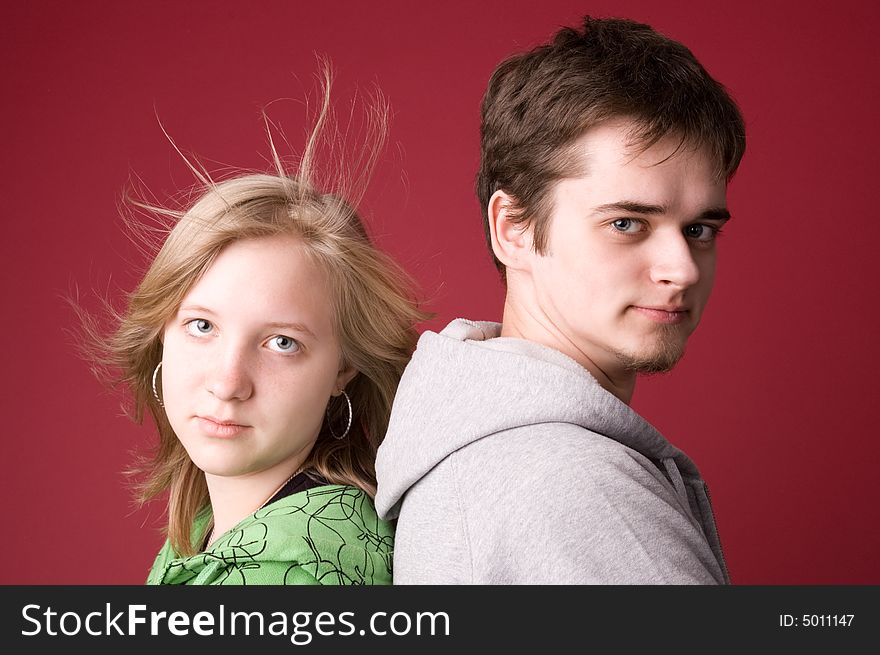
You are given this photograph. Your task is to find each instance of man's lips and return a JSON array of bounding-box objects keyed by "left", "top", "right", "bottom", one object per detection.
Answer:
[
  {"left": 631, "top": 305, "right": 690, "bottom": 325},
  {"left": 196, "top": 416, "right": 250, "bottom": 438}
]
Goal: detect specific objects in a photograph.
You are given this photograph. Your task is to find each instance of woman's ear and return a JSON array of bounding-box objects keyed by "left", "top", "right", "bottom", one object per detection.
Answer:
[
  {"left": 333, "top": 365, "right": 358, "bottom": 394},
  {"left": 487, "top": 190, "right": 534, "bottom": 273}
]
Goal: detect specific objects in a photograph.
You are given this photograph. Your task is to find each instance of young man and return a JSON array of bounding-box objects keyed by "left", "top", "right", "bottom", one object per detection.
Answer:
[{"left": 376, "top": 16, "right": 745, "bottom": 583}]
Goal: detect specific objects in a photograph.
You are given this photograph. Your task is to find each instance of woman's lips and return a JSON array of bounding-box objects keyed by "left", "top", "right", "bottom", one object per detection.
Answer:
[
  {"left": 196, "top": 416, "right": 249, "bottom": 438},
  {"left": 631, "top": 306, "right": 689, "bottom": 325}
]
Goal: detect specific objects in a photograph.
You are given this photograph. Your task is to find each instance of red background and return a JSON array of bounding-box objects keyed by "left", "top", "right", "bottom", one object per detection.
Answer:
[{"left": 3, "top": 0, "right": 878, "bottom": 584}]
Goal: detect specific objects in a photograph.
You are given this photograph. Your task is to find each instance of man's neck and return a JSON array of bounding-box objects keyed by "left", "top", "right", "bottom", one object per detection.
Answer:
[{"left": 500, "top": 297, "right": 636, "bottom": 404}]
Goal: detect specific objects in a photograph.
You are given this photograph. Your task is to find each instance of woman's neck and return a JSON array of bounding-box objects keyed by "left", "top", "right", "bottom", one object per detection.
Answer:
[{"left": 203, "top": 463, "right": 305, "bottom": 548}]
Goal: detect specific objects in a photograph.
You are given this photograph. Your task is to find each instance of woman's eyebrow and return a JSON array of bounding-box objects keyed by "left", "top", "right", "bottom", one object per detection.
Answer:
[
  {"left": 178, "top": 304, "right": 216, "bottom": 315},
  {"left": 178, "top": 306, "right": 317, "bottom": 339},
  {"left": 264, "top": 321, "right": 316, "bottom": 339}
]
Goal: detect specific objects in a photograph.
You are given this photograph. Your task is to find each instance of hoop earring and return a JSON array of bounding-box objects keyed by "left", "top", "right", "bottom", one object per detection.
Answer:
[
  {"left": 327, "top": 390, "right": 352, "bottom": 440},
  {"left": 151, "top": 362, "right": 164, "bottom": 408}
]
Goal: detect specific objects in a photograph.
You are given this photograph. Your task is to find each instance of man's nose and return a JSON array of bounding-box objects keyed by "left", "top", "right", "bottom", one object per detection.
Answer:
[{"left": 648, "top": 231, "right": 701, "bottom": 289}]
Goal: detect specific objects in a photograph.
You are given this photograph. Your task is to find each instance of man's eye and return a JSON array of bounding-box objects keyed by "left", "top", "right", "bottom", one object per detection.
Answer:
[
  {"left": 684, "top": 224, "right": 718, "bottom": 242},
  {"left": 185, "top": 319, "right": 213, "bottom": 336},
  {"left": 266, "top": 335, "right": 301, "bottom": 354},
  {"left": 611, "top": 218, "right": 642, "bottom": 233}
]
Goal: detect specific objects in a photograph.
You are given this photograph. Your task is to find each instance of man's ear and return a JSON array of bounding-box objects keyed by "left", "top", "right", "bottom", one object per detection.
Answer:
[{"left": 488, "top": 190, "right": 533, "bottom": 273}]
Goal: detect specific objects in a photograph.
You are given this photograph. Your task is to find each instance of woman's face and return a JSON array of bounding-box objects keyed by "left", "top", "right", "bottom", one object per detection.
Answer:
[{"left": 160, "top": 234, "right": 352, "bottom": 484}]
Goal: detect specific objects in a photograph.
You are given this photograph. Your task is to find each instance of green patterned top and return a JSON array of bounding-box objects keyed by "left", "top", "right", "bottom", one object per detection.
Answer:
[{"left": 146, "top": 485, "right": 394, "bottom": 585}]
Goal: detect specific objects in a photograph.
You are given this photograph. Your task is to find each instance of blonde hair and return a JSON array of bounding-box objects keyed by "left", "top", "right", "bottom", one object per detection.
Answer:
[{"left": 84, "top": 77, "right": 428, "bottom": 556}]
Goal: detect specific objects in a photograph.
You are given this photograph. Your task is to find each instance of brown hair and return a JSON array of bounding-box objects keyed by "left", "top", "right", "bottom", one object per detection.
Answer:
[
  {"left": 477, "top": 16, "right": 746, "bottom": 276},
  {"left": 81, "top": 75, "right": 428, "bottom": 556}
]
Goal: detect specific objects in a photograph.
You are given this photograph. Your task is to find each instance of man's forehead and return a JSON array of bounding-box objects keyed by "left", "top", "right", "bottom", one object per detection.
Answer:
[
  {"left": 555, "top": 135, "right": 728, "bottom": 215},
  {"left": 570, "top": 119, "right": 720, "bottom": 178}
]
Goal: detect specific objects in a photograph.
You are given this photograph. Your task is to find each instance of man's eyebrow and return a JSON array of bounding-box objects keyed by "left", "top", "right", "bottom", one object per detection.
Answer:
[
  {"left": 593, "top": 201, "right": 731, "bottom": 221},
  {"left": 593, "top": 201, "right": 666, "bottom": 215},
  {"left": 697, "top": 207, "right": 732, "bottom": 221}
]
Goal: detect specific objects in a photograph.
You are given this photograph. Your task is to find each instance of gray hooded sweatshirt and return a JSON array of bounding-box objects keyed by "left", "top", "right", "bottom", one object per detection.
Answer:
[{"left": 375, "top": 319, "right": 728, "bottom": 584}]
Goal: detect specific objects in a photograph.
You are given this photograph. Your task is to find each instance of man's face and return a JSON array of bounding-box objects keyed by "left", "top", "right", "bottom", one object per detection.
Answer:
[{"left": 525, "top": 120, "right": 729, "bottom": 376}]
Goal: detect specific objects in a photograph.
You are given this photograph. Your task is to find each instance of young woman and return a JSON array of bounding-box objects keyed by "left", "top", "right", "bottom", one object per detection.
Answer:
[{"left": 90, "top": 86, "right": 426, "bottom": 585}]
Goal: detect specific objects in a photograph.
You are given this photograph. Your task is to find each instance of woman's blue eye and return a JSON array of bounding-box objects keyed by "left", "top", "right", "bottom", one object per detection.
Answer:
[
  {"left": 186, "top": 319, "right": 213, "bottom": 336},
  {"left": 267, "top": 335, "right": 300, "bottom": 353},
  {"left": 611, "top": 218, "right": 641, "bottom": 233}
]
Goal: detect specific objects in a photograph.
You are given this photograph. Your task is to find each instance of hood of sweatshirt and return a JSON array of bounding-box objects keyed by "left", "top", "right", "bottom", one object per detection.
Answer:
[{"left": 376, "top": 318, "right": 705, "bottom": 520}]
